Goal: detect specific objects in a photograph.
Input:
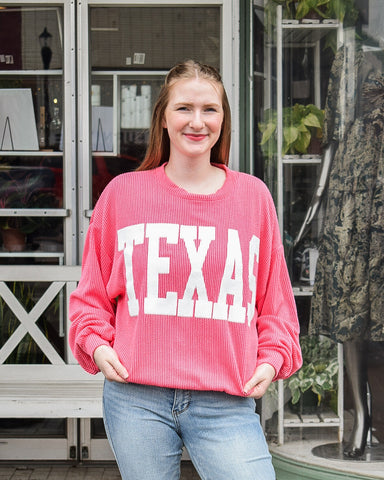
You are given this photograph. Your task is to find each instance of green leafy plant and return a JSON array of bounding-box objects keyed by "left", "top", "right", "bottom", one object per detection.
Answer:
[
  {"left": 287, "top": 335, "right": 338, "bottom": 405},
  {"left": 258, "top": 103, "right": 324, "bottom": 156},
  {"left": 324, "top": 0, "right": 359, "bottom": 24},
  {"left": 267, "top": 0, "right": 358, "bottom": 23}
]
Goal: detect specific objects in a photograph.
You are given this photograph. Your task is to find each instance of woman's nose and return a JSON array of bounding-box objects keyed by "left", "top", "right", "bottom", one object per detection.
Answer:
[{"left": 189, "top": 111, "right": 205, "bottom": 129}]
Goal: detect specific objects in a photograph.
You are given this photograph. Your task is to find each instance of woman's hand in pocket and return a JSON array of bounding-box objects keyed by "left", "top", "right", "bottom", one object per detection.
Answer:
[
  {"left": 93, "top": 345, "right": 129, "bottom": 383},
  {"left": 243, "top": 363, "right": 276, "bottom": 399}
]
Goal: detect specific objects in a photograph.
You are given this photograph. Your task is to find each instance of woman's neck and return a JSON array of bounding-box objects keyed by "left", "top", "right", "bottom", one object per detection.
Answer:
[{"left": 165, "top": 157, "right": 226, "bottom": 195}]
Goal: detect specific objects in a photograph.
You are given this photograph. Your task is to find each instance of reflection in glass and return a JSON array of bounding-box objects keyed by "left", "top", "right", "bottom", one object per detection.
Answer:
[
  {"left": 0, "top": 6, "right": 63, "bottom": 71},
  {"left": 0, "top": 157, "right": 63, "bottom": 257},
  {"left": 90, "top": 7, "right": 220, "bottom": 71},
  {"left": 88, "top": 6, "right": 221, "bottom": 205},
  {"left": 90, "top": 76, "right": 164, "bottom": 205},
  {"left": 0, "top": 419, "right": 66, "bottom": 438},
  {"left": 283, "top": 163, "right": 321, "bottom": 281},
  {"left": 0, "top": 75, "right": 63, "bottom": 152}
]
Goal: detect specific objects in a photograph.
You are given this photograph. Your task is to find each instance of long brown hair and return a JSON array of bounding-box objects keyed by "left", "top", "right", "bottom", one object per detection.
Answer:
[{"left": 137, "top": 60, "right": 231, "bottom": 171}]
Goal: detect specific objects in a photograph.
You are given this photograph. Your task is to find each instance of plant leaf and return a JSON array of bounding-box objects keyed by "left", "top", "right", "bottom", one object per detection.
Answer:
[
  {"left": 294, "top": 130, "right": 311, "bottom": 153},
  {"left": 303, "top": 112, "right": 322, "bottom": 128},
  {"left": 260, "top": 122, "right": 277, "bottom": 145},
  {"left": 283, "top": 125, "right": 299, "bottom": 147}
]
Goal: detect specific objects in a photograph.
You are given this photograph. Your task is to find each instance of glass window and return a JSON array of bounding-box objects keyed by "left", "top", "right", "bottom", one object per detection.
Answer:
[
  {"left": 0, "top": 6, "right": 63, "bottom": 71},
  {"left": 90, "top": 7, "right": 220, "bottom": 71},
  {"left": 256, "top": 0, "right": 384, "bottom": 473},
  {"left": 89, "top": 6, "right": 221, "bottom": 207},
  {"left": 0, "top": 6, "right": 65, "bottom": 261}
]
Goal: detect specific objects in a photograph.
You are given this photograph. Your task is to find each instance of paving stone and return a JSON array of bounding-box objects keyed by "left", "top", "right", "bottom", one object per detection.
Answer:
[{"left": 0, "top": 462, "right": 201, "bottom": 480}]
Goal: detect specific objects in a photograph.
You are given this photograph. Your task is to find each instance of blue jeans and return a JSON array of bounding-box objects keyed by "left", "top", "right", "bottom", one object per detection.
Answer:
[{"left": 103, "top": 381, "right": 275, "bottom": 480}]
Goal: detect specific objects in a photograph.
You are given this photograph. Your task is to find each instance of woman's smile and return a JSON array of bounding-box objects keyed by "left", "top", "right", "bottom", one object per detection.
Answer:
[{"left": 184, "top": 133, "right": 208, "bottom": 142}]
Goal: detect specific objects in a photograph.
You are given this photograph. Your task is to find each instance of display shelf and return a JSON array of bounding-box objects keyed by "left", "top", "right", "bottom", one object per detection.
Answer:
[
  {"left": 0, "top": 209, "right": 69, "bottom": 217},
  {"left": 0, "top": 151, "right": 63, "bottom": 156},
  {"left": 282, "top": 154, "right": 322, "bottom": 165},
  {"left": 282, "top": 20, "right": 340, "bottom": 45},
  {"left": 0, "top": 251, "right": 64, "bottom": 259},
  {"left": 269, "top": 5, "right": 345, "bottom": 445},
  {"left": 284, "top": 407, "right": 340, "bottom": 428},
  {"left": 0, "top": 70, "right": 63, "bottom": 75},
  {"left": 292, "top": 286, "right": 313, "bottom": 296}
]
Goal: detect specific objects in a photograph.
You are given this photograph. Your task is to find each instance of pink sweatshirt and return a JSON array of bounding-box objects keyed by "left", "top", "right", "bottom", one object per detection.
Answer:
[{"left": 69, "top": 164, "right": 302, "bottom": 396}]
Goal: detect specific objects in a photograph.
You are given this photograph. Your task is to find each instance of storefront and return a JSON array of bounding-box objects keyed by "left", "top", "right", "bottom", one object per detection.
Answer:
[{"left": 0, "top": 1, "right": 383, "bottom": 478}]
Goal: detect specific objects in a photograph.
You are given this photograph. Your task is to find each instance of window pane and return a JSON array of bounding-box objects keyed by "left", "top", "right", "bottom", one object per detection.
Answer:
[
  {"left": 0, "top": 6, "right": 63, "bottom": 71},
  {"left": 90, "top": 7, "right": 220, "bottom": 70},
  {"left": 0, "top": 158, "right": 63, "bottom": 258}
]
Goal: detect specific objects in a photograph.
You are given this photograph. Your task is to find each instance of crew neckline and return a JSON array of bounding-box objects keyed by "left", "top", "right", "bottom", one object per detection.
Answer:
[{"left": 155, "top": 163, "right": 236, "bottom": 201}]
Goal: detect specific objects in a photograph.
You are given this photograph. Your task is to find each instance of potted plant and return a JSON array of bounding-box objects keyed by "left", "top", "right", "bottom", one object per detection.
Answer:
[
  {"left": 287, "top": 335, "right": 338, "bottom": 411},
  {"left": 267, "top": 0, "right": 358, "bottom": 23},
  {"left": 271, "top": 0, "right": 329, "bottom": 20},
  {"left": 258, "top": 103, "right": 324, "bottom": 157},
  {"left": 0, "top": 167, "right": 57, "bottom": 251}
]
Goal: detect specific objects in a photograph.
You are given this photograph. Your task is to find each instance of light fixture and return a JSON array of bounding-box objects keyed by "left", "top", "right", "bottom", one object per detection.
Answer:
[{"left": 39, "top": 27, "right": 52, "bottom": 69}]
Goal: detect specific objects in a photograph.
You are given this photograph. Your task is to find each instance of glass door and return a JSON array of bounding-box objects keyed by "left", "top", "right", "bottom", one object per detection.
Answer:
[
  {"left": 78, "top": 0, "right": 237, "bottom": 248},
  {"left": 77, "top": 0, "right": 235, "bottom": 460},
  {"left": 0, "top": 0, "right": 79, "bottom": 460},
  {"left": 0, "top": 0, "right": 237, "bottom": 462}
]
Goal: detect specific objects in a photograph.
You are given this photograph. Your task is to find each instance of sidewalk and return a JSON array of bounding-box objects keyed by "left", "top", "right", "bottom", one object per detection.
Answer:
[{"left": 0, "top": 461, "right": 200, "bottom": 479}]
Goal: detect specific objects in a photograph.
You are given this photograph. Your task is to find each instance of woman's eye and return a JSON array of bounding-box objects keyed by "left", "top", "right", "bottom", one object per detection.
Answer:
[
  {"left": 205, "top": 107, "right": 218, "bottom": 112},
  {"left": 177, "top": 106, "right": 189, "bottom": 111}
]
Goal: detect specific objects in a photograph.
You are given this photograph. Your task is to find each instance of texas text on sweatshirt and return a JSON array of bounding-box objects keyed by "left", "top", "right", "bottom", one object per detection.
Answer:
[{"left": 69, "top": 164, "right": 302, "bottom": 396}]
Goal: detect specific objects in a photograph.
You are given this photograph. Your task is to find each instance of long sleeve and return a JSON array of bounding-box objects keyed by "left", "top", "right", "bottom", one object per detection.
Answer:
[
  {"left": 256, "top": 244, "right": 302, "bottom": 380},
  {"left": 254, "top": 189, "right": 302, "bottom": 380},
  {"left": 69, "top": 187, "right": 118, "bottom": 374}
]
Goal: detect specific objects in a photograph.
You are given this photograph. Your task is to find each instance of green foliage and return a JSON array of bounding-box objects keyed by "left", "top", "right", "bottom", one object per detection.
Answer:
[
  {"left": 295, "top": 0, "right": 329, "bottom": 20},
  {"left": 287, "top": 335, "right": 338, "bottom": 405},
  {"left": 267, "top": 0, "right": 358, "bottom": 22},
  {"left": 326, "top": 0, "right": 359, "bottom": 25},
  {"left": 258, "top": 103, "right": 324, "bottom": 156}
]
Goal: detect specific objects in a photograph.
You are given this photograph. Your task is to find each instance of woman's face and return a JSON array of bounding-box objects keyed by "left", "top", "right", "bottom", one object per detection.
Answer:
[{"left": 162, "top": 77, "right": 224, "bottom": 163}]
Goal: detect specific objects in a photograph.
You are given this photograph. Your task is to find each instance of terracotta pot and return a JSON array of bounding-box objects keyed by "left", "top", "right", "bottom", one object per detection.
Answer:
[
  {"left": 307, "top": 136, "right": 323, "bottom": 155},
  {"left": 1, "top": 228, "right": 26, "bottom": 252}
]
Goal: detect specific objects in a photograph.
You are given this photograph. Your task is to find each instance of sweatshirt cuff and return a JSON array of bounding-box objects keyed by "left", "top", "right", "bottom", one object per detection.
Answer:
[
  {"left": 257, "top": 350, "right": 284, "bottom": 381},
  {"left": 84, "top": 334, "right": 111, "bottom": 366}
]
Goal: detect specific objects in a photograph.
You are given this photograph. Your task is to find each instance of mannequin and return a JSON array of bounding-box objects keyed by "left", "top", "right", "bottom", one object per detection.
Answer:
[
  {"left": 343, "top": 340, "right": 370, "bottom": 457},
  {"left": 297, "top": 36, "right": 384, "bottom": 458}
]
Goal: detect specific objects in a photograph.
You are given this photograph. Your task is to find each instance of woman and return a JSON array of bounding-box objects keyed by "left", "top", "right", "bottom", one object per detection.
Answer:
[{"left": 69, "top": 60, "right": 302, "bottom": 479}]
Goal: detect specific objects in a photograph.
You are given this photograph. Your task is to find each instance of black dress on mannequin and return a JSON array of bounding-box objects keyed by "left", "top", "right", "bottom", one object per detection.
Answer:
[{"left": 309, "top": 41, "right": 384, "bottom": 458}]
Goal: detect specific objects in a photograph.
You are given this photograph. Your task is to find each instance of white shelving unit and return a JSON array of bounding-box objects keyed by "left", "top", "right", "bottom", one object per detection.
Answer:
[{"left": 269, "top": 5, "right": 345, "bottom": 445}]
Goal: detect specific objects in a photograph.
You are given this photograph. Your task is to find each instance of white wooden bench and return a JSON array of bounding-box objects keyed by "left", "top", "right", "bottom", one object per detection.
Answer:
[{"left": 0, "top": 266, "right": 104, "bottom": 419}]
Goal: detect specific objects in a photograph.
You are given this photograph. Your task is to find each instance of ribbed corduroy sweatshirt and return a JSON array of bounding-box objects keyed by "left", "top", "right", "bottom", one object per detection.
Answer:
[{"left": 69, "top": 164, "right": 302, "bottom": 396}]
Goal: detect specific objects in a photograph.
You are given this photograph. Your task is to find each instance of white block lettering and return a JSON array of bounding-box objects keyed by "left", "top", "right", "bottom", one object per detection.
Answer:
[
  {"left": 247, "top": 235, "right": 260, "bottom": 326},
  {"left": 178, "top": 225, "right": 215, "bottom": 318},
  {"left": 118, "top": 224, "right": 145, "bottom": 316},
  {"left": 144, "top": 223, "right": 179, "bottom": 315},
  {"left": 213, "top": 229, "right": 246, "bottom": 323}
]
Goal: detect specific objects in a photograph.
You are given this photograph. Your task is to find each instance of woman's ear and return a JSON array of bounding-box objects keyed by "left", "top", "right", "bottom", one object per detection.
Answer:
[{"left": 162, "top": 117, "right": 167, "bottom": 128}]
